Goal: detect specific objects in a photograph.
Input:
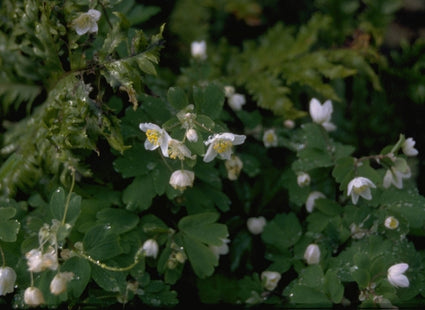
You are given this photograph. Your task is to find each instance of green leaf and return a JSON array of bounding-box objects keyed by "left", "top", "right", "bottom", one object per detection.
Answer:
[
  {"left": 83, "top": 225, "right": 123, "bottom": 260},
  {"left": 49, "top": 187, "right": 81, "bottom": 225},
  {"left": 0, "top": 207, "right": 20, "bottom": 242},
  {"left": 122, "top": 174, "right": 157, "bottom": 211},
  {"left": 61, "top": 257, "right": 91, "bottom": 299},
  {"left": 96, "top": 208, "right": 139, "bottom": 235},
  {"left": 91, "top": 264, "right": 127, "bottom": 294},
  {"left": 288, "top": 285, "right": 331, "bottom": 305},
  {"left": 193, "top": 84, "right": 225, "bottom": 119},
  {"left": 113, "top": 144, "right": 158, "bottom": 178},
  {"left": 262, "top": 213, "right": 302, "bottom": 250},
  {"left": 324, "top": 269, "right": 344, "bottom": 303},
  {"left": 167, "top": 87, "right": 189, "bottom": 111}
]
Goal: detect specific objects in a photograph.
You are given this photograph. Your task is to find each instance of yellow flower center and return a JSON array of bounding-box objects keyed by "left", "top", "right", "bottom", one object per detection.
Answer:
[
  {"left": 146, "top": 129, "right": 160, "bottom": 146},
  {"left": 265, "top": 133, "right": 276, "bottom": 143},
  {"left": 213, "top": 140, "right": 232, "bottom": 154},
  {"left": 353, "top": 185, "right": 367, "bottom": 195},
  {"left": 387, "top": 217, "right": 399, "bottom": 229}
]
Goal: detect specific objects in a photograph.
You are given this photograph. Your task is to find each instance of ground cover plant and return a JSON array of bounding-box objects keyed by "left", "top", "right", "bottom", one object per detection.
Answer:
[{"left": 1, "top": 0, "right": 425, "bottom": 308}]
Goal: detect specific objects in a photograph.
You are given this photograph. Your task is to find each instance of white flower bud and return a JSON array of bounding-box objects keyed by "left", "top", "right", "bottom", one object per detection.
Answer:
[
  {"left": 185, "top": 128, "right": 198, "bottom": 142},
  {"left": 384, "top": 216, "right": 399, "bottom": 230},
  {"left": 246, "top": 216, "right": 267, "bottom": 235},
  {"left": 297, "top": 172, "right": 311, "bottom": 187},
  {"left": 304, "top": 244, "right": 321, "bottom": 265},
  {"left": 169, "top": 170, "right": 195, "bottom": 191},
  {"left": 309, "top": 98, "right": 336, "bottom": 131},
  {"left": 209, "top": 238, "right": 230, "bottom": 259},
  {"left": 305, "top": 191, "right": 325, "bottom": 213},
  {"left": 50, "top": 272, "right": 74, "bottom": 295},
  {"left": 224, "top": 86, "right": 235, "bottom": 97},
  {"left": 261, "top": 271, "right": 281, "bottom": 291},
  {"left": 24, "top": 287, "right": 45, "bottom": 307},
  {"left": 225, "top": 155, "right": 243, "bottom": 180},
  {"left": 228, "top": 93, "right": 246, "bottom": 111},
  {"left": 191, "top": 40, "right": 207, "bottom": 60},
  {"left": 142, "top": 239, "right": 159, "bottom": 259},
  {"left": 402, "top": 137, "right": 418, "bottom": 156},
  {"left": 283, "top": 119, "right": 295, "bottom": 129},
  {"left": 0, "top": 266, "right": 17, "bottom": 296},
  {"left": 387, "top": 263, "right": 409, "bottom": 288}
]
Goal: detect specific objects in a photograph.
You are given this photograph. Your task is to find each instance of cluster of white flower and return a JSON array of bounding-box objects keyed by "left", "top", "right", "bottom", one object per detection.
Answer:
[
  {"left": 224, "top": 85, "right": 246, "bottom": 111},
  {"left": 139, "top": 113, "right": 246, "bottom": 190}
]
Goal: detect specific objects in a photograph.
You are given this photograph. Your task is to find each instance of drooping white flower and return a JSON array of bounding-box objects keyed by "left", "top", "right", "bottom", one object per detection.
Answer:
[
  {"left": 26, "top": 247, "right": 58, "bottom": 272},
  {"left": 263, "top": 129, "right": 278, "bottom": 148},
  {"left": 168, "top": 139, "right": 193, "bottom": 160},
  {"left": 384, "top": 216, "right": 399, "bottom": 230},
  {"left": 209, "top": 238, "right": 230, "bottom": 259},
  {"left": 24, "top": 287, "right": 45, "bottom": 307},
  {"left": 42, "top": 247, "right": 59, "bottom": 271},
  {"left": 139, "top": 123, "right": 171, "bottom": 157},
  {"left": 347, "top": 177, "right": 376, "bottom": 205},
  {"left": 309, "top": 98, "right": 336, "bottom": 131},
  {"left": 50, "top": 272, "right": 74, "bottom": 295},
  {"left": 169, "top": 170, "right": 195, "bottom": 191},
  {"left": 228, "top": 93, "right": 246, "bottom": 111},
  {"left": 246, "top": 216, "right": 267, "bottom": 235},
  {"left": 383, "top": 165, "right": 411, "bottom": 189},
  {"left": 387, "top": 263, "right": 409, "bottom": 288},
  {"left": 203, "top": 133, "right": 246, "bottom": 162},
  {"left": 261, "top": 271, "right": 281, "bottom": 291},
  {"left": 72, "top": 9, "right": 101, "bottom": 36},
  {"left": 191, "top": 40, "right": 207, "bottom": 60},
  {"left": 304, "top": 244, "right": 321, "bottom": 265},
  {"left": 225, "top": 155, "right": 243, "bottom": 180},
  {"left": 0, "top": 267, "right": 17, "bottom": 296},
  {"left": 402, "top": 137, "right": 418, "bottom": 156},
  {"left": 297, "top": 172, "right": 311, "bottom": 187},
  {"left": 305, "top": 191, "right": 325, "bottom": 213},
  {"left": 142, "top": 239, "right": 159, "bottom": 259},
  {"left": 185, "top": 128, "right": 198, "bottom": 142}
]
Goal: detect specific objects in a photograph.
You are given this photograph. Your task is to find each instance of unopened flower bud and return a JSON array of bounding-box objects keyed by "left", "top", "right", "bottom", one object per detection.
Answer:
[
  {"left": 142, "top": 239, "right": 159, "bottom": 259},
  {"left": 304, "top": 244, "right": 321, "bottom": 265},
  {"left": 0, "top": 267, "right": 17, "bottom": 296},
  {"left": 186, "top": 128, "right": 198, "bottom": 142},
  {"left": 297, "top": 172, "right": 311, "bottom": 187},
  {"left": 24, "top": 287, "right": 45, "bottom": 307},
  {"left": 246, "top": 216, "right": 267, "bottom": 235},
  {"left": 261, "top": 271, "right": 281, "bottom": 291},
  {"left": 284, "top": 119, "right": 295, "bottom": 129},
  {"left": 50, "top": 272, "right": 74, "bottom": 295}
]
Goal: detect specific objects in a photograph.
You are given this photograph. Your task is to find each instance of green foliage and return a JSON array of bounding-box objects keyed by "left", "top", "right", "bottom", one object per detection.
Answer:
[{"left": 0, "top": 0, "right": 424, "bottom": 309}]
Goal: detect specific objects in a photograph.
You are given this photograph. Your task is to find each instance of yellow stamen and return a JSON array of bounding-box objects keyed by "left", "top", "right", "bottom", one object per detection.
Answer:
[
  {"left": 213, "top": 140, "right": 232, "bottom": 154},
  {"left": 146, "top": 129, "right": 160, "bottom": 146},
  {"left": 265, "top": 133, "right": 276, "bottom": 143},
  {"left": 353, "top": 185, "right": 367, "bottom": 195}
]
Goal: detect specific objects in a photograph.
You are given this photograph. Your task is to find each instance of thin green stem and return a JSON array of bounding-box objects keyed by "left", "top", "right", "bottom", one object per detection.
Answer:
[
  {"left": 0, "top": 245, "right": 5, "bottom": 267},
  {"left": 76, "top": 250, "right": 144, "bottom": 272}
]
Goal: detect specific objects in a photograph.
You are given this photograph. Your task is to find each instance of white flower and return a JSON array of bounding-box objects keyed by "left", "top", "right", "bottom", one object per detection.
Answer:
[
  {"left": 306, "top": 191, "right": 325, "bottom": 213},
  {"left": 72, "top": 9, "right": 101, "bottom": 35},
  {"left": 0, "top": 267, "right": 16, "bottom": 296},
  {"left": 246, "top": 216, "right": 267, "bottom": 235},
  {"left": 139, "top": 123, "right": 171, "bottom": 157},
  {"left": 284, "top": 119, "right": 295, "bottom": 129},
  {"left": 261, "top": 271, "right": 281, "bottom": 291},
  {"left": 168, "top": 139, "right": 193, "bottom": 160},
  {"left": 387, "top": 263, "right": 409, "bottom": 288},
  {"left": 191, "top": 40, "right": 207, "bottom": 60},
  {"left": 304, "top": 244, "right": 321, "bottom": 265},
  {"left": 297, "top": 172, "right": 311, "bottom": 187},
  {"left": 228, "top": 93, "right": 246, "bottom": 111},
  {"left": 209, "top": 238, "right": 230, "bottom": 259},
  {"left": 185, "top": 128, "right": 198, "bottom": 142},
  {"left": 383, "top": 166, "right": 411, "bottom": 189},
  {"left": 203, "top": 133, "right": 246, "bottom": 162},
  {"left": 26, "top": 248, "right": 58, "bottom": 272},
  {"left": 309, "top": 98, "right": 336, "bottom": 131},
  {"left": 142, "top": 239, "right": 159, "bottom": 259},
  {"left": 347, "top": 177, "right": 376, "bottom": 205},
  {"left": 24, "top": 287, "right": 45, "bottom": 307},
  {"left": 169, "top": 170, "right": 195, "bottom": 191},
  {"left": 263, "top": 129, "right": 278, "bottom": 148},
  {"left": 225, "top": 155, "right": 243, "bottom": 180},
  {"left": 50, "top": 272, "right": 74, "bottom": 295},
  {"left": 384, "top": 216, "right": 399, "bottom": 230},
  {"left": 224, "top": 86, "right": 235, "bottom": 97},
  {"left": 402, "top": 137, "right": 418, "bottom": 156}
]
